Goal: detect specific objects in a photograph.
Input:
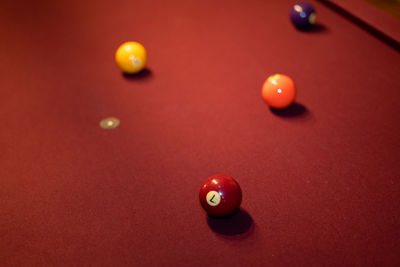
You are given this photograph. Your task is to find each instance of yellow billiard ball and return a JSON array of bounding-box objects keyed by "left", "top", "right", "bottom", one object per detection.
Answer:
[{"left": 115, "top": 41, "right": 147, "bottom": 74}]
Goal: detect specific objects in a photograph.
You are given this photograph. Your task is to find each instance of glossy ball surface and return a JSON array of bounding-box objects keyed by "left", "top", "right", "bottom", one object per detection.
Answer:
[
  {"left": 115, "top": 41, "right": 147, "bottom": 74},
  {"left": 262, "top": 74, "right": 296, "bottom": 109},
  {"left": 199, "top": 174, "right": 242, "bottom": 218},
  {"left": 289, "top": 2, "right": 316, "bottom": 29}
]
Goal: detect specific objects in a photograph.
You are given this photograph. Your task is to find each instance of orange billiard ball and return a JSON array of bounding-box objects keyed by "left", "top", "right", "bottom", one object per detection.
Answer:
[
  {"left": 262, "top": 74, "right": 296, "bottom": 109},
  {"left": 115, "top": 41, "right": 147, "bottom": 74}
]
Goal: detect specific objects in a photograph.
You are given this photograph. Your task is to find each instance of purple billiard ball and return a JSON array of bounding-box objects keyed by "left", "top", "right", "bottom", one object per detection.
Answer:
[{"left": 289, "top": 2, "right": 316, "bottom": 29}]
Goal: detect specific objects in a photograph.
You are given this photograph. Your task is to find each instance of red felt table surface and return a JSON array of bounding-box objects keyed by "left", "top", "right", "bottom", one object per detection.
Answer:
[{"left": 1, "top": 0, "right": 400, "bottom": 266}]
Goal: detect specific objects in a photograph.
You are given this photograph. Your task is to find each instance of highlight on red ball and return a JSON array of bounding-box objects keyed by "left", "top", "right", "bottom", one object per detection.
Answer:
[{"left": 199, "top": 174, "right": 242, "bottom": 218}]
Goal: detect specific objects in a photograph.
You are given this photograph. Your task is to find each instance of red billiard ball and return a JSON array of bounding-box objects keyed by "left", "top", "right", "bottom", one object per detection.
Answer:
[{"left": 199, "top": 174, "right": 242, "bottom": 218}]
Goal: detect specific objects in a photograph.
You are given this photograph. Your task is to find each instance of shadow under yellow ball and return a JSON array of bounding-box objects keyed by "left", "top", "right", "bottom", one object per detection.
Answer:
[{"left": 115, "top": 41, "right": 147, "bottom": 74}]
